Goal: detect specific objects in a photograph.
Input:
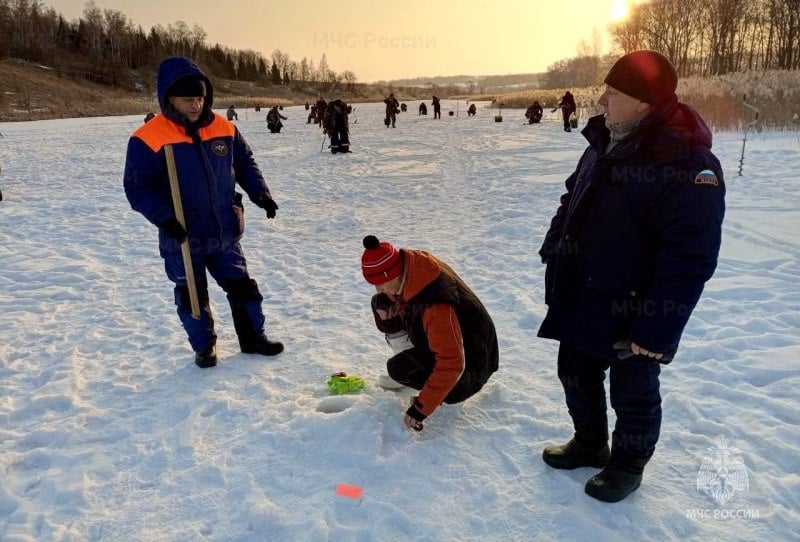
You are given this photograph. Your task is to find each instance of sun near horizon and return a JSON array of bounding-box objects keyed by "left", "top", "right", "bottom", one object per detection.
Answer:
[{"left": 610, "top": 0, "right": 631, "bottom": 22}]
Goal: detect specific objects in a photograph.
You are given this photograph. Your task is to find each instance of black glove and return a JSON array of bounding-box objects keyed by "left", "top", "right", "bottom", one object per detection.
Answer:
[
  {"left": 404, "top": 397, "right": 426, "bottom": 432},
  {"left": 254, "top": 194, "right": 279, "bottom": 219},
  {"left": 159, "top": 217, "right": 187, "bottom": 243}
]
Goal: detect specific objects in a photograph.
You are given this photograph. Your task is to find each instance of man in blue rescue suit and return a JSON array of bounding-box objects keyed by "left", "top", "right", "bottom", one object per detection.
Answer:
[
  {"left": 538, "top": 50, "right": 725, "bottom": 502},
  {"left": 124, "top": 56, "right": 283, "bottom": 368}
]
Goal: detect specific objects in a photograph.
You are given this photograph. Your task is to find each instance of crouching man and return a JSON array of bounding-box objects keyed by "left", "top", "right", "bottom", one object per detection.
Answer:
[{"left": 361, "top": 235, "right": 499, "bottom": 431}]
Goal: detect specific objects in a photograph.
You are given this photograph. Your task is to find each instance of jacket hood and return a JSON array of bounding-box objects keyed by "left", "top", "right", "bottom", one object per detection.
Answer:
[
  {"left": 400, "top": 249, "right": 442, "bottom": 300},
  {"left": 156, "top": 57, "right": 215, "bottom": 126},
  {"left": 663, "top": 101, "right": 713, "bottom": 149}
]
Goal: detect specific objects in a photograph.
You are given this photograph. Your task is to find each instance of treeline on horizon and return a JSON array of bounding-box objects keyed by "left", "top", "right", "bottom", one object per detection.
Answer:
[
  {"left": 546, "top": 0, "right": 800, "bottom": 89},
  {"left": 0, "top": 0, "right": 356, "bottom": 91},
  {"left": 2, "top": 0, "right": 799, "bottom": 99}
]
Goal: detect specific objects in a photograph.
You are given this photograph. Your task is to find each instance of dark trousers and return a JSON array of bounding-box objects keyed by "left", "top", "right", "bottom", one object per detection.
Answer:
[
  {"left": 562, "top": 108, "right": 572, "bottom": 130},
  {"left": 557, "top": 343, "right": 662, "bottom": 472},
  {"left": 387, "top": 348, "right": 477, "bottom": 404},
  {"left": 164, "top": 242, "right": 267, "bottom": 353},
  {"left": 330, "top": 128, "right": 350, "bottom": 153}
]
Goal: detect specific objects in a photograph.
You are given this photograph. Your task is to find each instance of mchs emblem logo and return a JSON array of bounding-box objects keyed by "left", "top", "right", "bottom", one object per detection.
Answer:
[
  {"left": 211, "top": 140, "right": 228, "bottom": 156},
  {"left": 697, "top": 436, "right": 749, "bottom": 505}
]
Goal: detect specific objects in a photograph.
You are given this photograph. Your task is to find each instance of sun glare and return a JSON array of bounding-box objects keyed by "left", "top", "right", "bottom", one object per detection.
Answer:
[{"left": 610, "top": 0, "right": 630, "bottom": 22}]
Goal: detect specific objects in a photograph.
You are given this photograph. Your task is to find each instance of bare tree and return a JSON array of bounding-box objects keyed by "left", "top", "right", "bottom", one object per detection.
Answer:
[
  {"left": 271, "top": 49, "right": 289, "bottom": 79},
  {"left": 166, "top": 20, "right": 191, "bottom": 57},
  {"left": 609, "top": 4, "right": 645, "bottom": 54},
  {"left": 299, "top": 57, "right": 309, "bottom": 82},
  {"left": 772, "top": 0, "right": 800, "bottom": 69},
  {"left": 317, "top": 53, "right": 329, "bottom": 84},
  {"left": 81, "top": 0, "right": 105, "bottom": 59},
  {"left": 103, "top": 9, "right": 127, "bottom": 64},
  {"left": 189, "top": 24, "right": 206, "bottom": 60},
  {"left": 341, "top": 70, "right": 357, "bottom": 90}
]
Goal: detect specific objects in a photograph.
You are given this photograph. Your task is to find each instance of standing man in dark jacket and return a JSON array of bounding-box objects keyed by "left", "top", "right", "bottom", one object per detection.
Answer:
[
  {"left": 361, "top": 235, "right": 499, "bottom": 431},
  {"left": 323, "top": 99, "right": 351, "bottom": 154},
  {"left": 315, "top": 97, "right": 327, "bottom": 125},
  {"left": 384, "top": 93, "right": 399, "bottom": 127},
  {"left": 558, "top": 91, "right": 576, "bottom": 131},
  {"left": 538, "top": 50, "right": 725, "bottom": 502},
  {"left": 124, "top": 56, "right": 284, "bottom": 368},
  {"left": 432, "top": 96, "right": 441, "bottom": 119}
]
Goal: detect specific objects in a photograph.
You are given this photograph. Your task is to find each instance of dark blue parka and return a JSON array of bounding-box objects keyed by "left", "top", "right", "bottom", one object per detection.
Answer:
[
  {"left": 124, "top": 57, "right": 273, "bottom": 256},
  {"left": 538, "top": 98, "right": 725, "bottom": 361}
]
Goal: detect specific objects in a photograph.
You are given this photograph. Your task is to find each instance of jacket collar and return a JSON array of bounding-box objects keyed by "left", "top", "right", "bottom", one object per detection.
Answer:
[{"left": 581, "top": 96, "right": 712, "bottom": 163}]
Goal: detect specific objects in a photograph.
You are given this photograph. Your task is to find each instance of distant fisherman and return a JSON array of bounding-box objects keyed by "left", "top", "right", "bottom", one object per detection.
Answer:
[
  {"left": 384, "top": 93, "right": 399, "bottom": 127},
  {"left": 323, "top": 99, "right": 351, "bottom": 154}
]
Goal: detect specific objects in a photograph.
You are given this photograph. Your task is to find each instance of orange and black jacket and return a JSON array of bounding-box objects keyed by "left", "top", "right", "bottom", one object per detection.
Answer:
[
  {"left": 396, "top": 249, "right": 499, "bottom": 418},
  {"left": 124, "top": 56, "right": 274, "bottom": 257}
]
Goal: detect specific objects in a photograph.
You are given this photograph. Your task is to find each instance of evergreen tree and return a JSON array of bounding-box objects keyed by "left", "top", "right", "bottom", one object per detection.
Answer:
[{"left": 270, "top": 61, "right": 281, "bottom": 84}]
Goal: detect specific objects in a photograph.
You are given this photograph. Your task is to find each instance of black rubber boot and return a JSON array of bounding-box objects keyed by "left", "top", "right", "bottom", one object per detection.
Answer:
[
  {"left": 241, "top": 339, "right": 284, "bottom": 356},
  {"left": 584, "top": 464, "right": 643, "bottom": 503},
  {"left": 542, "top": 438, "right": 610, "bottom": 470},
  {"left": 229, "top": 297, "right": 283, "bottom": 356},
  {"left": 195, "top": 345, "right": 218, "bottom": 368}
]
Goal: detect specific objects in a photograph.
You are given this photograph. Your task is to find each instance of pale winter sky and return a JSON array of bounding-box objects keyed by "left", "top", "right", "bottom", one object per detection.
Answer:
[{"left": 44, "top": 0, "right": 633, "bottom": 82}]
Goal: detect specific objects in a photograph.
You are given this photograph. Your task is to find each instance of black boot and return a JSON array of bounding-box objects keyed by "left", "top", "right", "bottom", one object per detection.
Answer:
[
  {"left": 584, "top": 463, "right": 643, "bottom": 502},
  {"left": 195, "top": 345, "right": 218, "bottom": 368},
  {"left": 241, "top": 339, "right": 284, "bottom": 356},
  {"left": 542, "top": 438, "right": 610, "bottom": 470},
  {"left": 229, "top": 296, "right": 283, "bottom": 356}
]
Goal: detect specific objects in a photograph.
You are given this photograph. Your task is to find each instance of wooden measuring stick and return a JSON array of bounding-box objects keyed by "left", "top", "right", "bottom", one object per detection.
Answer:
[{"left": 164, "top": 144, "right": 201, "bottom": 320}]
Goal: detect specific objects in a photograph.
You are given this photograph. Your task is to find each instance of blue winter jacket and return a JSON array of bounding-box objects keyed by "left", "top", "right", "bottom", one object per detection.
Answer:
[
  {"left": 124, "top": 56, "right": 273, "bottom": 256},
  {"left": 538, "top": 97, "right": 726, "bottom": 362}
]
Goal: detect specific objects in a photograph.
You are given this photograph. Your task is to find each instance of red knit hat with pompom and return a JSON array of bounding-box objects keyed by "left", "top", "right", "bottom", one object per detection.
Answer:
[{"left": 361, "top": 235, "right": 403, "bottom": 285}]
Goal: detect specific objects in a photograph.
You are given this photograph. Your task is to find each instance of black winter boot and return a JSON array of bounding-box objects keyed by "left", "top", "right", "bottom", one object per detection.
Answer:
[
  {"left": 584, "top": 463, "right": 643, "bottom": 502},
  {"left": 241, "top": 339, "right": 284, "bottom": 356},
  {"left": 195, "top": 345, "right": 218, "bottom": 368},
  {"left": 542, "top": 438, "right": 610, "bottom": 470}
]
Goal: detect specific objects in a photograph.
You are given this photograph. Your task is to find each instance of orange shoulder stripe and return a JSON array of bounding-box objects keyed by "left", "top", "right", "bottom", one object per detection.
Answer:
[
  {"left": 132, "top": 115, "right": 191, "bottom": 151},
  {"left": 199, "top": 115, "right": 236, "bottom": 140},
  {"left": 132, "top": 114, "right": 235, "bottom": 152}
]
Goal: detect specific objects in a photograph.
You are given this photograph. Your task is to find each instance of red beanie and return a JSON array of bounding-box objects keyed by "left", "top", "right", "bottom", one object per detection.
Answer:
[
  {"left": 604, "top": 50, "right": 677, "bottom": 106},
  {"left": 362, "top": 235, "right": 403, "bottom": 285}
]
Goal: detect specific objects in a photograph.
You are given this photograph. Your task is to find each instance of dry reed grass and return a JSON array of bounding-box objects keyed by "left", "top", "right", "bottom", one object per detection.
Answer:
[{"left": 462, "top": 70, "right": 800, "bottom": 131}]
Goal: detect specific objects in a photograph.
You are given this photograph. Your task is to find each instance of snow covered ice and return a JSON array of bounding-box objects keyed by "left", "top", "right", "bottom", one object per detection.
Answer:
[{"left": 0, "top": 102, "right": 798, "bottom": 540}]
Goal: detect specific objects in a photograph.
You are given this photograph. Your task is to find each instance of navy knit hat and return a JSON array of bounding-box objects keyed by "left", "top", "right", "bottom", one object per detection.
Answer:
[
  {"left": 168, "top": 75, "right": 207, "bottom": 97},
  {"left": 604, "top": 50, "right": 678, "bottom": 106}
]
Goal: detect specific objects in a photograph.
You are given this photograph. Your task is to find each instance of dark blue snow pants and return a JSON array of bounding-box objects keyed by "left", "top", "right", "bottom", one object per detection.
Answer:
[{"left": 164, "top": 242, "right": 267, "bottom": 353}]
